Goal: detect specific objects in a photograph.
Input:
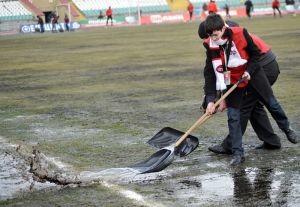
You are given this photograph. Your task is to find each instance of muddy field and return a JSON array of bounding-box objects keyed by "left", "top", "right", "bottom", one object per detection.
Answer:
[{"left": 0, "top": 16, "right": 299, "bottom": 206}]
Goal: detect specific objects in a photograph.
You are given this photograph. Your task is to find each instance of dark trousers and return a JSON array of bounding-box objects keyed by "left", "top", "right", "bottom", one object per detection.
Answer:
[
  {"left": 245, "top": 101, "right": 281, "bottom": 147},
  {"left": 52, "top": 23, "right": 57, "bottom": 32},
  {"left": 273, "top": 7, "right": 282, "bottom": 17},
  {"left": 189, "top": 12, "right": 193, "bottom": 20},
  {"left": 226, "top": 87, "right": 245, "bottom": 155},
  {"left": 222, "top": 60, "right": 286, "bottom": 151},
  {"left": 228, "top": 107, "right": 244, "bottom": 155},
  {"left": 65, "top": 23, "right": 69, "bottom": 31},
  {"left": 249, "top": 61, "right": 289, "bottom": 131},
  {"left": 106, "top": 16, "right": 113, "bottom": 25},
  {"left": 246, "top": 8, "right": 251, "bottom": 18},
  {"left": 39, "top": 24, "right": 45, "bottom": 33}
]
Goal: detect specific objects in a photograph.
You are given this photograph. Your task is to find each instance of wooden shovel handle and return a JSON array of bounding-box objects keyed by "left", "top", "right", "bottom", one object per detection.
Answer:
[{"left": 175, "top": 77, "right": 246, "bottom": 147}]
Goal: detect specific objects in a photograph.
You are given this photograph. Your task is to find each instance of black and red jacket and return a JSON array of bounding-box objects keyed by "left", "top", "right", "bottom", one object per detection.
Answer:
[{"left": 203, "top": 27, "right": 263, "bottom": 102}]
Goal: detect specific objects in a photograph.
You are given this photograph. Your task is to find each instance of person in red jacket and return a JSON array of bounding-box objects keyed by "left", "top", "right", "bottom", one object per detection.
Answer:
[
  {"left": 199, "top": 20, "right": 280, "bottom": 152},
  {"left": 187, "top": 1, "right": 194, "bottom": 21},
  {"left": 199, "top": 19, "right": 298, "bottom": 152},
  {"left": 201, "top": 14, "right": 298, "bottom": 166},
  {"left": 272, "top": 0, "right": 282, "bottom": 17},
  {"left": 207, "top": 0, "right": 218, "bottom": 14},
  {"left": 106, "top": 6, "right": 113, "bottom": 26}
]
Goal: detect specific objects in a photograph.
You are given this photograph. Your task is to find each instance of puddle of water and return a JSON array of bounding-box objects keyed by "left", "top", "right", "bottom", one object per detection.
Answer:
[
  {"left": 126, "top": 164, "right": 300, "bottom": 207},
  {"left": 168, "top": 173, "right": 234, "bottom": 206}
]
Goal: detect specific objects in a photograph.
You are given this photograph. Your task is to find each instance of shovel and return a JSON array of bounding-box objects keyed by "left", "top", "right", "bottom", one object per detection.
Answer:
[
  {"left": 147, "top": 124, "right": 202, "bottom": 157},
  {"left": 129, "top": 77, "right": 246, "bottom": 174}
]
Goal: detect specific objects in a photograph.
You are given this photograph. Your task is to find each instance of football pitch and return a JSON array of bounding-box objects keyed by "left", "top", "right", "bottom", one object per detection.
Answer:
[{"left": 0, "top": 15, "right": 299, "bottom": 206}]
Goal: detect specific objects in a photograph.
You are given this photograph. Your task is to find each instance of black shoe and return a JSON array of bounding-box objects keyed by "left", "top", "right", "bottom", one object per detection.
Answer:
[
  {"left": 283, "top": 128, "right": 298, "bottom": 144},
  {"left": 208, "top": 144, "right": 231, "bottom": 154},
  {"left": 230, "top": 155, "right": 245, "bottom": 166},
  {"left": 255, "top": 143, "right": 281, "bottom": 150}
]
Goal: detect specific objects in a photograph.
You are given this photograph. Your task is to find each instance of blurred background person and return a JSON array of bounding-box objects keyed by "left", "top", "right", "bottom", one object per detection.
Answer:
[
  {"left": 64, "top": 14, "right": 70, "bottom": 31},
  {"left": 201, "top": 2, "right": 208, "bottom": 19},
  {"left": 285, "top": 0, "right": 296, "bottom": 16},
  {"left": 272, "top": 0, "right": 282, "bottom": 17},
  {"left": 207, "top": 0, "right": 218, "bottom": 14},
  {"left": 187, "top": 1, "right": 194, "bottom": 21},
  {"left": 51, "top": 13, "right": 59, "bottom": 32},
  {"left": 37, "top": 16, "right": 44, "bottom": 33},
  {"left": 98, "top": 10, "right": 104, "bottom": 19},
  {"left": 244, "top": 0, "right": 254, "bottom": 19},
  {"left": 224, "top": 3, "right": 231, "bottom": 18},
  {"left": 106, "top": 6, "right": 113, "bottom": 26}
]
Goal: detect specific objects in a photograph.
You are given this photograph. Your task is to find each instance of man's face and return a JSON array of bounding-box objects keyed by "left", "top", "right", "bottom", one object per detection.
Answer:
[{"left": 209, "top": 26, "right": 225, "bottom": 41}]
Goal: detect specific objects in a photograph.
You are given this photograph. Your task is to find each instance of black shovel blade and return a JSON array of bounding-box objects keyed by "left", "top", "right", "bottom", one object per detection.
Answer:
[
  {"left": 147, "top": 127, "right": 199, "bottom": 157},
  {"left": 129, "top": 148, "right": 175, "bottom": 174}
]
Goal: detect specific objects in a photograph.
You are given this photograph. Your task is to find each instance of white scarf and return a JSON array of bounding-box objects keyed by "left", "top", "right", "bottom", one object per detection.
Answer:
[{"left": 209, "top": 39, "right": 248, "bottom": 90}]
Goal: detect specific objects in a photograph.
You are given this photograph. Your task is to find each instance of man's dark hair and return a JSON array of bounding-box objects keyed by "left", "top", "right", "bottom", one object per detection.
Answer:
[
  {"left": 198, "top": 21, "right": 208, "bottom": 39},
  {"left": 198, "top": 20, "right": 239, "bottom": 40},
  {"left": 205, "top": 14, "right": 225, "bottom": 35}
]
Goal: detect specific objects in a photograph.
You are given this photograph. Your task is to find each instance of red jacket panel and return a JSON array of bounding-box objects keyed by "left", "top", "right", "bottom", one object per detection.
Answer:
[
  {"left": 207, "top": 2, "right": 218, "bottom": 13},
  {"left": 272, "top": 0, "right": 280, "bottom": 8},
  {"left": 106, "top": 8, "right": 112, "bottom": 16},
  {"left": 188, "top": 3, "right": 194, "bottom": 12}
]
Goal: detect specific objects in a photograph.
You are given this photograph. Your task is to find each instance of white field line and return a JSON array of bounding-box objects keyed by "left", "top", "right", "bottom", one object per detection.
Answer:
[{"left": 101, "top": 181, "right": 167, "bottom": 207}]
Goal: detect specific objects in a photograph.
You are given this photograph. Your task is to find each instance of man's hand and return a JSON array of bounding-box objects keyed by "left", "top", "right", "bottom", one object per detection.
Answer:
[
  {"left": 206, "top": 102, "right": 216, "bottom": 115},
  {"left": 242, "top": 71, "right": 251, "bottom": 80},
  {"left": 218, "top": 99, "right": 227, "bottom": 112}
]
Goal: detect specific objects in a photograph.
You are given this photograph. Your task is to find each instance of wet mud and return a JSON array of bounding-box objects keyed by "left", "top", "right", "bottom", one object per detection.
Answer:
[{"left": 1, "top": 135, "right": 299, "bottom": 206}]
